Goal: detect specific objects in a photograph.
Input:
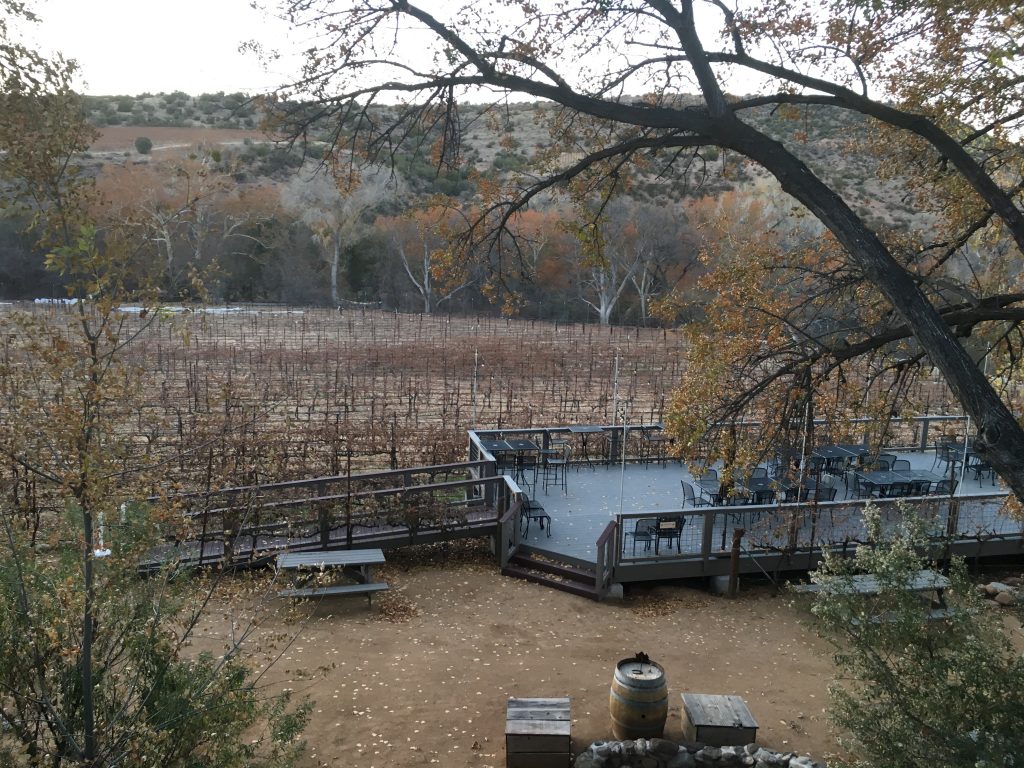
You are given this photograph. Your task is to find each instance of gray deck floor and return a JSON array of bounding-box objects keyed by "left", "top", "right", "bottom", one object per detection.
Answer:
[{"left": 518, "top": 450, "right": 1007, "bottom": 563}]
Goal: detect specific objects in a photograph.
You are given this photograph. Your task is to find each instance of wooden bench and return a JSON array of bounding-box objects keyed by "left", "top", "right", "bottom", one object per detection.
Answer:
[{"left": 278, "top": 582, "right": 389, "bottom": 606}]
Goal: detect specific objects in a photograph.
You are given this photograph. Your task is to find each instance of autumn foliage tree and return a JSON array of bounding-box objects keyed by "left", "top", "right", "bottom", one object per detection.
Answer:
[
  {"left": 265, "top": 0, "right": 1024, "bottom": 498},
  {"left": 801, "top": 506, "right": 1024, "bottom": 767},
  {"left": 0, "top": 6, "right": 310, "bottom": 764}
]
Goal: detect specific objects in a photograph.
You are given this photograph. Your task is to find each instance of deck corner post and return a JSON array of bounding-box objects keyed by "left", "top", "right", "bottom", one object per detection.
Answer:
[{"left": 701, "top": 511, "right": 715, "bottom": 565}]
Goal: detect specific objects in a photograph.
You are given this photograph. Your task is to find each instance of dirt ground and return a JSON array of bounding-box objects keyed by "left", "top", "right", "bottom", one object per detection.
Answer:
[
  {"left": 192, "top": 542, "right": 841, "bottom": 768},
  {"left": 89, "top": 125, "right": 269, "bottom": 152}
]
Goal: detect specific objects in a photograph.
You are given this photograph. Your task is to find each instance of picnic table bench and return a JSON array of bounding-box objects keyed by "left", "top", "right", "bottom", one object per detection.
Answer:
[
  {"left": 277, "top": 549, "right": 388, "bottom": 606},
  {"left": 793, "top": 569, "right": 951, "bottom": 621},
  {"left": 792, "top": 569, "right": 949, "bottom": 598}
]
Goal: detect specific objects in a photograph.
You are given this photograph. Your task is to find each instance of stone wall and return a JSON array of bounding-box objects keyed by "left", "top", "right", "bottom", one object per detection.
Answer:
[{"left": 573, "top": 738, "right": 823, "bottom": 768}]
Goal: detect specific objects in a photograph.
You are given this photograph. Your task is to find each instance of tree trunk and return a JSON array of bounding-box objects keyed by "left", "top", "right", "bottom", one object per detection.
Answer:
[
  {"left": 724, "top": 120, "right": 1024, "bottom": 500},
  {"left": 330, "top": 238, "right": 341, "bottom": 307}
]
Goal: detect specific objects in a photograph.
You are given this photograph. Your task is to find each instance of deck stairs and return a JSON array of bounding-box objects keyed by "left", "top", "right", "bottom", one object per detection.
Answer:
[{"left": 501, "top": 547, "right": 600, "bottom": 600}]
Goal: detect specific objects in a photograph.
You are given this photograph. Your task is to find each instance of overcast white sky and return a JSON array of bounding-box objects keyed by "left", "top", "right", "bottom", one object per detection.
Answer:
[
  {"left": 23, "top": 0, "right": 765, "bottom": 99},
  {"left": 27, "top": 0, "right": 298, "bottom": 95}
]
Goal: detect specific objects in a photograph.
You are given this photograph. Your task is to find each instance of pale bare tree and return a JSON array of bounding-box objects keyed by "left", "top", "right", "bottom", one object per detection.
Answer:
[{"left": 280, "top": 161, "right": 398, "bottom": 306}]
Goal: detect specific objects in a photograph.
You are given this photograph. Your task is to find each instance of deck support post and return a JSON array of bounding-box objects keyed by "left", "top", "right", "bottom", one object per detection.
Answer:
[{"left": 728, "top": 528, "right": 744, "bottom": 598}]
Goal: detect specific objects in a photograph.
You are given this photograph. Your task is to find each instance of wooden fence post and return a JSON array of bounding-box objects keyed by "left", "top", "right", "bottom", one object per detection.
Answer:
[{"left": 317, "top": 481, "right": 330, "bottom": 548}]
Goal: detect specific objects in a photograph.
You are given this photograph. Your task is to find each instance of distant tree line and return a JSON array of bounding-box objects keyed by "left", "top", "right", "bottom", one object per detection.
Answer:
[{"left": 2, "top": 147, "right": 763, "bottom": 325}]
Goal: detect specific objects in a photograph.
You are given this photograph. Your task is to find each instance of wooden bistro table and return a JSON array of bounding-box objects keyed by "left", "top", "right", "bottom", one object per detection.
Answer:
[{"left": 277, "top": 548, "right": 389, "bottom": 607}]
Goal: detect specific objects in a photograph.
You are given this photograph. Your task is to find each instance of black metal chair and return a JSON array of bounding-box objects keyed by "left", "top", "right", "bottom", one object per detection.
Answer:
[
  {"left": 931, "top": 436, "right": 957, "bottom": 470},
  {"left": 542, "top": 444, "right": 570, "bottom": 495},
  {"left": 630, "top": 518, "right": 656, "bottom": 556},
  {"left": 932, "top": 479, "right": 959, "bottom": 496},
  {"left": 910, "top": 480, "right": 931, "bottom": 496},
  {"left": 783, "top": 486, "right": 808, "bottom": 503},
  {"left": 681, "top": 481, "right": 711, "bottom": 508},
  {"left": 851, "top": 475, "right": 875, "bottom": 498},
  {"left": 697, "top": 469, "right": 721, "bottom": 504},
  {"left": 515, "top": 452, "right": 539, "bottom": 492},
  {"left": 891, "top": 459, "right": 911, "bottom": 472},
  {"left": 654, "top": 516, "right": 683, "bottom": 554},
  {"left": 520, "top": 497, "right": 550, "bottom": 537},
  {"left": 885, "top": 481, "right": 913, "bottom": 498},
  {"left": 969, "top": 457, "right": 996, "bottom": 485},
  {"left": 812, "top": 486, "right": 838, "bottom": 502}
]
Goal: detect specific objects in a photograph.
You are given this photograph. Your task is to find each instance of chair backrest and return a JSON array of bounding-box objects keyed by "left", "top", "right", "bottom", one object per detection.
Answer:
[
  {"left": 819, "top": 486, "right": 838, "bottom": 501},
  {"left": 891, "top": 459, "right": 911, "bottom": 471},
  {"left": 681, "top": 481, "right": 696, "bottom": 503},
  {"left": 749, "top": 466, "right": 768, "bottom": 479},
  {"left": 700, "top": 468, "right": 718, "bottom": 481},
  {"left": 910, "top": 480, "right": 931, "bottom": 496},
  {"left": 933, "top": 479, "right": 959, "bottom": 495},
  {"left": 752, "top": 489, "right": 776, "bottom": 505},
  {"left": 888, "top": 482, "right": 912, "bottom": 497},
  {"left": 785, "top": 486, "right": 812, "bottom": 503},
  {"left": 635, "top": 518, "right": 656, "bottom": 535},
  {"left": 874, "top": 459, "right": 891, "bottom": 471},
  {"left": 879, "top": 453, "right": 898, "bottom": 465},
  {"left": 656, "top": 516, "right": 681, "bottom": 534}
]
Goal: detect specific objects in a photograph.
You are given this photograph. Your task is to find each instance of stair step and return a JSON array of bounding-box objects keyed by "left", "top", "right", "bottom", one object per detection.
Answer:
[
  {"left": 509, "top": 553, "right": 596, "bottom": 583},
  {"left": 501, "top": 564, "right": 601, "bottom": 600}
]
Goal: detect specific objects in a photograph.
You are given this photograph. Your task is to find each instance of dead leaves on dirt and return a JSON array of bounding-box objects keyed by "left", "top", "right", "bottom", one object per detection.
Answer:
[
  {"left": 627, "top": 591, "right": 711, "bottom": 618},
  {"left": 374, "top": 586, "right": 420, "bottom": 623}
]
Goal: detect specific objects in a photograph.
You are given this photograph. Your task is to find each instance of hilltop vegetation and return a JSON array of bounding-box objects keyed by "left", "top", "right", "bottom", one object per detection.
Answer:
[
  {"left": 0, "top": 90, "right": 925, "bottom": 318},
  {"left": 79, "top": 92, "right": 910, "bottom": 228}
]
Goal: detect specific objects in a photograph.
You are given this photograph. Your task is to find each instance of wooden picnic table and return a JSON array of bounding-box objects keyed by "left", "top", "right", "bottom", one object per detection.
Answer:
[
  {"left": 277, "top": 548, "right": 388, "bottom": 605},
  {"left": 793, "top": 569, "right": 950, "bottom": 603}
]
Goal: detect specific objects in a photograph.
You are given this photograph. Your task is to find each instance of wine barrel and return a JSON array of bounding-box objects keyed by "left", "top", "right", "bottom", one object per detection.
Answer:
[{"left": 609, "top": 657, "right": 668, "bottom": 739}]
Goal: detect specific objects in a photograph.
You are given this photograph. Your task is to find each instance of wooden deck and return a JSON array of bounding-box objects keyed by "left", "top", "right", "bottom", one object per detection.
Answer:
[
  {"left": 142, "top": 427, "right": 1024, "bottom": 592},
  {"left": 511, "top": 448, "right": 1020, "bottom": 582}
]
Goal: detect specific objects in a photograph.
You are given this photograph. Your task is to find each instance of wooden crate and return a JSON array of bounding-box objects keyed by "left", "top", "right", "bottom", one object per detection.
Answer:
[
  {"left": 680, "top": 693, "right": 758, "bottom": 747},
  {"left": 505, "top": 697, "right": 571, "bottom": 768}
]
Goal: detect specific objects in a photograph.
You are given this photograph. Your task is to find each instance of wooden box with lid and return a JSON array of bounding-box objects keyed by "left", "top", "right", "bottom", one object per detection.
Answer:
[
  {"left": 505, "top": 697, "right": 571, "bottom": 768},
  {"left": 680, "top": 693, "right": 758, "bottom": 747}
]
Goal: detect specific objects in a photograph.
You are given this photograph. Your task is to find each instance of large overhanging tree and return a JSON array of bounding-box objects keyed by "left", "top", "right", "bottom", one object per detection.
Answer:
[{"left": 264, "top": 0, "right": 1024, "bottom": 496}]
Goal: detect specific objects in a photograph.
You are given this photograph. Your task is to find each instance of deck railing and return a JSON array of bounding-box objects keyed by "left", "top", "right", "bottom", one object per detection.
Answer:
[
  {"left": 469, "top": 414, "right": 971, "bottom": 477},
  {"left": 143, "top": 463, "right": 520, "bottom": 572},
  {"left": 614, "top": 491, "right": 1018, "bottom": 579},
  {"left": 594, "top": 520, "right": 618, "bottom": 599},
  {"left": 498, "top": 498, "right": 523, "bottom": 569}
]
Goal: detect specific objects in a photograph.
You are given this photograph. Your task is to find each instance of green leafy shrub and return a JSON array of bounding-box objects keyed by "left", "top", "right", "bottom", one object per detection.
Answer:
[{"left": 800, "top": 505, "right": 1024, "bottom": 768}]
